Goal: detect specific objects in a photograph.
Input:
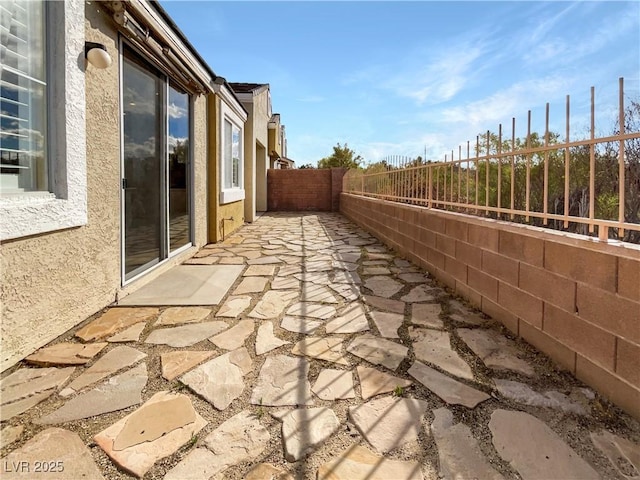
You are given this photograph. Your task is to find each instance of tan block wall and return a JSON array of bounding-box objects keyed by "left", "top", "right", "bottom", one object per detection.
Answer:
[
  {"left": 341, "top": 193, "right": 640, "bottom": 418},
  {"left": 0, "top": 5, "right": 209, "bottom": 371},
  {"left": 268, "top": 168, "right": 346, "bottom": 211}
]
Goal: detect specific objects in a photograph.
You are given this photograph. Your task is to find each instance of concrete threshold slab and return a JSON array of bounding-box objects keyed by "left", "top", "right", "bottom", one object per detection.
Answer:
[{"left": 118, "top": 265, "right": 244, "bottom": 306}]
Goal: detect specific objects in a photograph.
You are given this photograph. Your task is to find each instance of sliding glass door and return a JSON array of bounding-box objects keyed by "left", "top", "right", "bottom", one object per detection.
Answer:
[
  {"left": 168, "top": 85, "right": 190, "bottom": 252},
  {"left": 122, "top": 45, "right": 191, "bottom": 282}
]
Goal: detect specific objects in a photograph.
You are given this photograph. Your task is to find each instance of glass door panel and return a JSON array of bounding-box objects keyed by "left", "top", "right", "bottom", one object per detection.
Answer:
[
  {"left": 168, "top": 85, "right": 190, "bottom": 251},
  {"left": 123, "top": 50, "right": 164, "bottom": 279}
]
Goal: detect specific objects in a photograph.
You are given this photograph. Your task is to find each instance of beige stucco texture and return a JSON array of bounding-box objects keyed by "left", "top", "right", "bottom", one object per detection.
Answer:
[
  {"left": 0, "top": 4, "right": 211, "bottom": 371},
  {"left": 242, "top": 89, "right": 270, "bottom": 220}
]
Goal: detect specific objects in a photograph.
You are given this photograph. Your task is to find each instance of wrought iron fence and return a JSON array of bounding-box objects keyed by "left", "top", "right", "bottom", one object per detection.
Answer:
[{"left": 343, "top": 78, "right": 640, "bottom": 243}]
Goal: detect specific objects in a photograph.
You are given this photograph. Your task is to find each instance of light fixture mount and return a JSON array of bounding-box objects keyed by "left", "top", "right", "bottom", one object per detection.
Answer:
[{"left": 85, "top": 42, "right": 112, "bottom": 69}]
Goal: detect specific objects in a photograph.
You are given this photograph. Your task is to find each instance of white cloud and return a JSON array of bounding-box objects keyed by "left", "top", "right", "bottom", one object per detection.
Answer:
[
  {"left": 346, "top": 40, "right": 489, "bottom": 107},
  {"left": 168, "top": 102, "right": 187, "bottom": 119},
  {"left": 168, "top": 135, "right": 187, "bottom": 149},
  {"left": 440, "top": 75, "right": 574, "bottom": 129}
]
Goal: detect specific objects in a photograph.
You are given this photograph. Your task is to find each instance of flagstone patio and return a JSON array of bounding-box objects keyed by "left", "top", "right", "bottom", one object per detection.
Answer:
[{"left": 1, "top": 212, "right": 639, "bottom": 479}]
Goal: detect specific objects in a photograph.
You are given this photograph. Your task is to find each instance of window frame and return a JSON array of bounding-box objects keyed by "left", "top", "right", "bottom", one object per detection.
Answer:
[
  {"left": 219, "top": 99, "right": 245, "bottom": 204},
  {"left": 0, "top": 0, "right": 87, "bottom": 241}
]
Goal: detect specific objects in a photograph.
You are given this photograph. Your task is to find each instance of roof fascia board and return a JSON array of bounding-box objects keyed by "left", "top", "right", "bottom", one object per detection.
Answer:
[
  {"left": 218, "top": 85, "right": 248, "bottom": 122},
  {"left": 127, "top": 0, "right": 214, "bottom": 91}
]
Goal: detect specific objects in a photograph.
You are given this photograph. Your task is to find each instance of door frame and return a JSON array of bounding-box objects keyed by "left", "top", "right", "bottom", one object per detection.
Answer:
[{"left": 119, "top": 37, "right": 194, "bottom": 286}]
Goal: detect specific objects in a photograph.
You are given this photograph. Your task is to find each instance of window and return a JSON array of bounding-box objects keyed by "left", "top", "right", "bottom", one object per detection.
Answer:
[
  {"left": 219, "top": 101, "right": 244, "bottom": 204},
  {"left": 0, "top": 0, "right": 87, "bottom": 241},
  {"left": 0, "top": 0, "right": 48, "bottom": 193},
  {"left": 223, "top": 119, "right": 241, "bottom": 189}
]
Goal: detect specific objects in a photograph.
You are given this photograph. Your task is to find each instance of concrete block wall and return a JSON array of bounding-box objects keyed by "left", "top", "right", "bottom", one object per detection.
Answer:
[
  {"left": 341, "top": 193, "right": 640, "bottom": 418},
  {"left": 267, "top": 168, "right": 346, "bottom": 212}
]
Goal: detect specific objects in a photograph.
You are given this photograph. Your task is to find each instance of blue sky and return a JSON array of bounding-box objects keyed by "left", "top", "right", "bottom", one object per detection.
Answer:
[{"left": 160, "top": 1, "right": 640, "bottom": 166}]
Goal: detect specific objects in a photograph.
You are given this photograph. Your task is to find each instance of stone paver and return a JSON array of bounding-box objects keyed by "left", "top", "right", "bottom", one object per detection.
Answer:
[
  {"left": 155, "top": 306, "right": 212, "bottom": 326},
  {"left": 300, "top": 283, "right": 339, "bottom": 303},
  {"left": 255, "top": 321, "right": 291, "bottom": 355},
  {"left": 325, "top": 303, "right": 370, "bottom": 333},
  {"left": 431, "top": 408, "right": 504, "bottom": 479},
  {"left": 161, "top": 350, "right": 215, "bottom": 381},
  {"left": 329, "top": 283, "right": 360, "bottom": 301},
  {"left": 411, "top": 303, "right": 444, "bottom": 329},
  {"left": 286, "top": 302, "right": 336, "bottom": 320},
  {"left": 234, "top": 276, "right": 269, "bottom": 294},
  {"left": 251, "top": 355, "right": 314, "bottom": 406},
  {"left": 363, "top": 266, "right": 391, "bottom": 275},
  {"left": 349, "top": 396, "right": 429, "bottom": 453},
  {"left": 250, "top": 290, "right": 298, "bottom": 319},
  {"left": 294, "top": 272, "right": 330, "bottom": 284},
  {"left": 209, "top": 319, "right": 255, "bottom": 350},
  {"left": 217, "top": 295, "right": 251, "bottom": 318},
  {"left": 272, "top": 276, "right": 300, "bottom": 290},
  {"left": 95, "top": 391, "right": 207, "bottom": 478},
  {"left": 401, "top": 285, "right": 436, "bottom": 303},
  {"left": 408, "top": 361, "right": 490, "bottom": 408},
  {"left": 107, "top": 322, "right": 146, "bottom": 342},
  {"left": 145, "top": 321, "right": 228, "bottom": 347},
  {"left": 280, "top": 316, "right": 323, "bottom": 334},
  {"left": 25, "top": 342, "right": 108, "bottom": 366},
  {"left": 164, "top": 411, "right": 270, "bottom": 479},
  {"left": 244, "top": 265, "right": 277, "bottom": 276},
  {"left": 318, "top": 444, "right": 424, "bottom": 480},
  {"left": 363, "top": 295, "right": 405, "bottom": 313},
  {"left": 364, "top": 276, "right": 402, "bottom": 297},
  {"left": 312, "top": 369, "right": 356, "bottom": 400},
  {"left": 489, "top": 409, "right": 600, "bottom": 479},
  {"left": 37, "top": 363, "right": 147, "bottom": 424},
  {"left": 292, "top": 337, "right": 349, "bottom": 366},
  {"left": 347, "top": 334, "right": 408, "bottom": 371},
  {"left": 181, "top": 348, "right": 252, "bottom": 410},
  {"left": 398, "top": 273, "right": 429, "bottom": 283},
  {"left": 277, "top": 407, "right": 340, "bottom": 461},
  {"left": 410, "top": 328, "right": 473, "bottom": 380},
  {"left": 61, "top": 345, "right": 146, "bottom": 395},
  {"left": 0, "top": 425, "right": 23, "bottom": 449},
  {"left": 590, "top": 430, "right": 640, "bottom": 479},
  {"left": 357, "top": 366, "right": 413, "bottom": 400},
  {"left": 1, "top": 367, "right": 75, "bottom": 421},
  {"left": 75, "top": 307, "right": 158, "bottom": 341},
  {"left": 0, "top": 428, "right": 104, "bottom": 479},
  {"left": 458, "top": 328, "right": 535, "bottom": 376},
  {"left": 248, "top": 255, "right": 282, "bottom": 265},
  {"left": 494, "top": 378, "right": 588, "bottom": 415},
  {"left": 369, "top": 311, "right": 403, "bottom": 338}
]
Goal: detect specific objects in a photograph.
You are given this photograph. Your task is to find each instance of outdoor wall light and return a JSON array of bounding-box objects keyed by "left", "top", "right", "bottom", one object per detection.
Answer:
[{"left": 85, "top": 42, "right": 112, "bottom": 69}]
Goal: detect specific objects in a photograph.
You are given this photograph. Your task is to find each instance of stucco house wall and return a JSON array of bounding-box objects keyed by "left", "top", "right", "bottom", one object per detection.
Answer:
[
  {"left": 0, "top": 1, "right": 213, "bottom": 371},
  {"left": 229, "top": 84, "right": 270, "bottom": 221},
  {"left": 207, "top": 94, "right": 248, "bottom": 243}
]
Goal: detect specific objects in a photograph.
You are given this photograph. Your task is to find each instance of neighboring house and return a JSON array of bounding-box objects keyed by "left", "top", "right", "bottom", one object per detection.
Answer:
[
  {"left": 275, "top": 157, "right": 296, "bottom": 169},
  {"left": 0, "top": 0, "right": 246, "bottom": 371},
  {"left": 268, "top": 115, "right": 292, "bottom": 169},
  {"left": 228, "top": 83, "right": 272, "bottom": 219}
]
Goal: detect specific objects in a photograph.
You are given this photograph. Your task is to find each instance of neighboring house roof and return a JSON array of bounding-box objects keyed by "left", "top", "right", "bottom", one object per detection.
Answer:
[
  {"left": 229, "top": 83, "right": 270, "bottom": 95},
  {"left": 268, "top": 113, "right": 281, "bottom": 126}
]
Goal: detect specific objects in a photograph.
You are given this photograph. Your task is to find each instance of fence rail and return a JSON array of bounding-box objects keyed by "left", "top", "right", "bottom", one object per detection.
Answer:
[{"left": 344, "top": 78, "right": 640, "bottom": 244}]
